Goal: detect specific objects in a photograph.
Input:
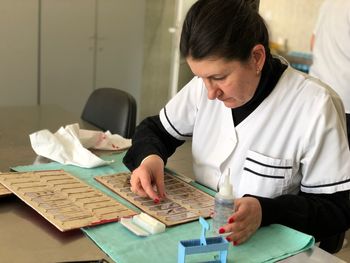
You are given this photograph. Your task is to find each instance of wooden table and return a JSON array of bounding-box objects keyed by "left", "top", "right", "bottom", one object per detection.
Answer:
[
  {"left": 0, "top": 105, "right": 114, "bottom": 263},
  {"left": 0, "top": 105, "right": 98, "bottom": 171},
  {"left": 0, "top": 105, "right": 345, "bottom": 263}
]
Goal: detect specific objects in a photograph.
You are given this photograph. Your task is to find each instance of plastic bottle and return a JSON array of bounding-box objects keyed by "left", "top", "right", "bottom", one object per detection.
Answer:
[{"left": 212, "top": 170, "right": 234, "bottom": 234}]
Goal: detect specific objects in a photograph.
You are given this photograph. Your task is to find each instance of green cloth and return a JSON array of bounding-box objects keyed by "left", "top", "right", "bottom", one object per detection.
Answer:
[{"left": 13, "top": 152, "right": 314, "bottom": 263}]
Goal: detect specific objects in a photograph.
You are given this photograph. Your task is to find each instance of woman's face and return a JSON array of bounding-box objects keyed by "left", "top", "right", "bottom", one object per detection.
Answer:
[{"left": 187, "top": 55, "right": 261, "bottom": 108}]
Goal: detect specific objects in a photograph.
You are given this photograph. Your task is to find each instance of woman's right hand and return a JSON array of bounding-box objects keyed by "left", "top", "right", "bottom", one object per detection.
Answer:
[{"left": 130, "top": 154, "right": 165, "bottom": 202}]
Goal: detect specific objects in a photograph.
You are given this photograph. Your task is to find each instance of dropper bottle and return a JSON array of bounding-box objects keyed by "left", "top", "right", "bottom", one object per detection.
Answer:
[{"left": 212, "top": 169, "right": 234, "bottom": 234}]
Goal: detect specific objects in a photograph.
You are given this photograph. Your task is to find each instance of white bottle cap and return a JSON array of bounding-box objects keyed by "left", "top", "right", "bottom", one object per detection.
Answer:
[{"left": 219, "top": 170, "right": 233, "bottom": 198}]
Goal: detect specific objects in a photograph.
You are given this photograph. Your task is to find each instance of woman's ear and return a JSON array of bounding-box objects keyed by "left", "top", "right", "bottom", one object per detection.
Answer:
[{"left": 251, "top": 44, "right": 266, "bottom": 75}]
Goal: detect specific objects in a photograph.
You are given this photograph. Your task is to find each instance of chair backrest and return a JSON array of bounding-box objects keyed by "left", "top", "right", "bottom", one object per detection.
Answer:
[{"left": 81, "top": 87, "right": 137, "bottom": 138}]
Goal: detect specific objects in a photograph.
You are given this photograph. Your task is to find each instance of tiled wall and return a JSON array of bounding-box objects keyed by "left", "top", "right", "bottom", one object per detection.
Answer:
[{"left": 260, "top": 0, "right": 323, "bottom": 52}]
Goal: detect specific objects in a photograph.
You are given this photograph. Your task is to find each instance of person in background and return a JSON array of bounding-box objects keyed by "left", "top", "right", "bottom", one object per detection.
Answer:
[
  {"left": 123, "top": 0, "right": 350, "bottom": 247},
  {"left": 309, "top": 0, "right": 350, "bottom": 146}
]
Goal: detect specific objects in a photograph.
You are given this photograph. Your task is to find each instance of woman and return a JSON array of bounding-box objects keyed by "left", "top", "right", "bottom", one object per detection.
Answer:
[{"left": 124, "top": 0, "right": 350, "bottom": 246}]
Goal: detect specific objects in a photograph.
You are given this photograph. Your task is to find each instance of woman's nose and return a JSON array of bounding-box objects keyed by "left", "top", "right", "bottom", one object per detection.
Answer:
[{"left": 205, "top": 79, "right": 220, "bottom": 100}]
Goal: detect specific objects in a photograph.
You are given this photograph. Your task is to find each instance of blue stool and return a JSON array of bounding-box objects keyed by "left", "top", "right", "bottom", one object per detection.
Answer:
[{"left": 178, "top": 217, "right": 229, "bottom": 263}]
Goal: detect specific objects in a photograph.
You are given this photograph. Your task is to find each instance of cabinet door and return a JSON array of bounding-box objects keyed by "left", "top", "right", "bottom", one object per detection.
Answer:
[
  {"left": 95, "top": 0, "right": 146, "bottom": 111},
  {"left": 40, "top": 0, "right": 96, "bottom": 115},
  {"left": 0, "top": 0, "right": 38, "bottom": 106}
]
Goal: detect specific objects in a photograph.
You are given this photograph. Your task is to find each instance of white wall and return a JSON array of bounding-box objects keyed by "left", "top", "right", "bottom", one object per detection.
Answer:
[
  {"left": 260, "top": 0, "right": 323, "bottom": 52},
  {"left": 95, "top": 0, "right": 145, "bottom": 109},
  {"left": 140, "top": 0, "right": 176, "bottom": 120},
  {"left": 0, "top": 1, "right": 325, "bottom": 119}
]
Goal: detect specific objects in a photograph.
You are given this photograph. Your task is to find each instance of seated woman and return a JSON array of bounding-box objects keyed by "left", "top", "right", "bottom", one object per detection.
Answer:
[{"left": 123, "top": 0, "right": 350, "bottom": 247}]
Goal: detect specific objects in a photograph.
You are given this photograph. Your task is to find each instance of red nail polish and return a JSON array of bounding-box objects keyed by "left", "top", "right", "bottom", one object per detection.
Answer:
[
  {"left": 233, "top": 241, "right": 238, "bottom": 246},
  {"left": 219, "top": 228, "right": 225, "bottom": 234},
  {"left": 228, "top": 218, "right": 234, "bottom": 224},
  {"left": 226, "top": 236, "right": 232, "bottom": 242},
  {"left": 154, "top": 198, "right": 160, "bottom": 204}
]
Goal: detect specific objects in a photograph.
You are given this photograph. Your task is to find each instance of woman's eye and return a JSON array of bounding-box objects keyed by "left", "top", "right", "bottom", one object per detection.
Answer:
[{"left": 212, "top": 76, "right": 225, "bottom": 81}]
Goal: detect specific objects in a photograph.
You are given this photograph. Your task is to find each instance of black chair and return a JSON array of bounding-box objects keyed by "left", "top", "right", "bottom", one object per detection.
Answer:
[
  {"left": 81, "top": 87, "right": 137, "bottom": 138},
  {"left": 319, "top": 118, "right": 350, "bottom": 253},
  {"left": 319, "top": 231, "right": 346, "bottom": 254}
]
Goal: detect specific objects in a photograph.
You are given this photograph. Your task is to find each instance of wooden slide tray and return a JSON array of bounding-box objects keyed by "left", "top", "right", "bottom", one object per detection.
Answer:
[
  {"left": 0, "top": 183, "right": 11, "bottom": 196},
  {"left": 95, "top": 172, "right": 215, "bottom": 226},
  {"left": 0, "top": 170, "right": 136, "bottom": 231}
]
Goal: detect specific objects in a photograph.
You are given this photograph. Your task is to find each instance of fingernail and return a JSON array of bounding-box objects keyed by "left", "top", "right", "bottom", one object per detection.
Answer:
[
  {"left": 226, "top": 237, "right": 232, "bottom": 242},
  {"left": 233, "top": 241, "right": 238, "bottom": 246},
  {"left": 228, "top": 217, "right": 234, "bottom": 224},
  {"left": 154, "top": 198, "right": 160, "bottom": 204},
  {"left": 219, "top": 228, "right": 225, "bottom": 234}
]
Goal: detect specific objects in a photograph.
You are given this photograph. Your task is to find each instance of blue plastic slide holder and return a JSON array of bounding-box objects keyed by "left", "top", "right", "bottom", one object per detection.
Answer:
[{"left": 178, "top": 217, "right": 229, "bottom": 263}]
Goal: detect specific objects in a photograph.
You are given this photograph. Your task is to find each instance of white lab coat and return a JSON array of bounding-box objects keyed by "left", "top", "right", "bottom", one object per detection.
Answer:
[
  {"left": 309, "top": 0, "right": 350, "bottom": 113},
  {"left": 160, "top": 65, "right": 350, "bottom": 198}
]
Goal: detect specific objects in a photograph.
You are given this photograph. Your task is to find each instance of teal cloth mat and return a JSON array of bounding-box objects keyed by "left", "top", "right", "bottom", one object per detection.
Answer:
[{"left": 13, "top": 152, "right": 315, "bottom": 263}]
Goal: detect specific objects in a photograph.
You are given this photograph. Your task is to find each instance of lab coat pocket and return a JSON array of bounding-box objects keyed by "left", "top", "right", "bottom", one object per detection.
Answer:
[{"left": 238, "top": 150, "right": 293, "bottom": 198}]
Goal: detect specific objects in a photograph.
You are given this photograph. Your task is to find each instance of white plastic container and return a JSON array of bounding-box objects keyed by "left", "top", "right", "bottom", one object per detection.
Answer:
[
  {"left": 120, "top": 212, "right": 166, "bottom": 236},
  {"left": 212, "top": 170, "right": 234, "bottom": 234}
]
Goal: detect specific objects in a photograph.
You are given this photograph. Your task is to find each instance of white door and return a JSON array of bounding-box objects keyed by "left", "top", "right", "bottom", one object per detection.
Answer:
[
  {"left": 0, "top": 0, "right": 38, "bottom": 106},
  {"left": 168, "top": 0, "right": 196, "bottom": 98}
]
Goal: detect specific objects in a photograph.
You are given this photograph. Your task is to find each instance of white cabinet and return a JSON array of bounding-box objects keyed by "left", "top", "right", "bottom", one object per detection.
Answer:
[
  {"left": 40, "top": 0, "right": 145, "bottom": 116},
  {"left": 0, "top": 0, "right": 38, "bottom": 106}
]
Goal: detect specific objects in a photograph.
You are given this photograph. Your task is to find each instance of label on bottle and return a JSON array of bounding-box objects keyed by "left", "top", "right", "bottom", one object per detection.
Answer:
[{"left": 212, "top": 197, "right": 234, "bottom": 234}]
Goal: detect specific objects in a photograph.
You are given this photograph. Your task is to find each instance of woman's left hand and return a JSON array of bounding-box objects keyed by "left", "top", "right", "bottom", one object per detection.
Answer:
[{"left": 221, "top": 197, "right": 262, "bottom": 245}]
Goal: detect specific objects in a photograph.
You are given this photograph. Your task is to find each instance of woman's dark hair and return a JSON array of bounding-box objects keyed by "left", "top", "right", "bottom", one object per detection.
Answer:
[{"left": 180, "top": 0, "right": 269, "bottom": 62}]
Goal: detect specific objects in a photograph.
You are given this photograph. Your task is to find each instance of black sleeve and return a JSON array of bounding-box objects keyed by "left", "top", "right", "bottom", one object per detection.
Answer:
[
  {"left": 246, "top": 190, "right": 350, "bottom": 241},
  {"left": 123, "top": 115, "right": 185, "bottom": 171}
]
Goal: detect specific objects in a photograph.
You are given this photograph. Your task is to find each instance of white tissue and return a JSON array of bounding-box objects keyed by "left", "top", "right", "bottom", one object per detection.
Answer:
[{"left": 29, "top": 123, "right": 131, "bottom": 168}]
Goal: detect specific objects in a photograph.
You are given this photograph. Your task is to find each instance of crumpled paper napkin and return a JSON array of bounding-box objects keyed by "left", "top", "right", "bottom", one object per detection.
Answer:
[{"left": 29, "top": 123, "right": 131, "bottom": 168}]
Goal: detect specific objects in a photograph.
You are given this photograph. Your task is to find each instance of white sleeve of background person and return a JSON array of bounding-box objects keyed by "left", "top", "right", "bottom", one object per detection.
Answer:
[{"left": 309, "top": 0, "right": 350, "bottom": 113}]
